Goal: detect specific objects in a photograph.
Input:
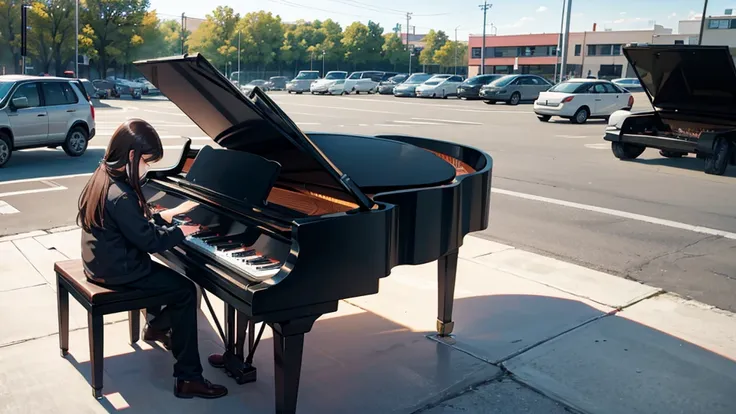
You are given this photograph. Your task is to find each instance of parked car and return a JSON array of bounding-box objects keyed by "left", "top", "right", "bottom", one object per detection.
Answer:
[
  {"left": 377, "top": 74, "right": 408, "bottom": 94},
  {"left": 328, "top": 79, "right": 347, "bottom": 95},
  {"left": 457, "top": 74, "right": 504, "bottom": 99},
  {"left": 415, "top": 75, "right": 464, "bottom": 98},
  {"left": 393, "top": 73, "right": 433, "bottom": 97},
  {"left": 79, "top": 78, "right": 108, "bottom": 99},
  {"left": 604, "top": 44, "right": 736, "bottom": 175},
  {"left": 241, "top": 79, "right": 270, "bottom": 95},
  {"left": 611, "top": 77, "right": 643, "bottom": 92},
  {"left": 92, "top": 79, "right": 119, "bottom": 98},
  {"left": 480, "top": 74, "right": 553, "bottom": 105},
  {"left": 110, "top": 78, "right": 142, "bottom": 99},
  {"left": 310, "top": 71, "right": 348, "bottom": 94},
  {"left": 286, "top": 71, "right": 320, "bottom": 94},
  {"left": 266, "top": 76, "right": 289, "bottom": 91},
  {"left": 534, "top": 79, "right": 634, "bottom": 124},
  {"left": 0, "top": 75, "right": 96, "bottom": 167},
  {"left": 343, "top": 71, "right": 384, "bottom": 94}
]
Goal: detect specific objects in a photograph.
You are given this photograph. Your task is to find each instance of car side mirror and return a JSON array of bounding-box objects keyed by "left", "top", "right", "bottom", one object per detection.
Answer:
[{"left": 11, "top": 96, "right": 29, "bottom": 110}]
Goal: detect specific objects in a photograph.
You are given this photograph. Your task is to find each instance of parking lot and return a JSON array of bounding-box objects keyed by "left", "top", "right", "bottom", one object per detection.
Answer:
[{"left": 2, "top": 91, "right": 736, "bottom": 312}]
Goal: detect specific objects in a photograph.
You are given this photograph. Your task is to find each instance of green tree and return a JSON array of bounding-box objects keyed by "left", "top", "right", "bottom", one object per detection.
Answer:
[
  {"left": 159, "top": 19, "right": 185, "bottom": 56},
  {"left": 319, "top": 18, "right": 343, "bottom": 68},
  {"left": 280, "top": 20, "right": 323, "bottom": 72},
  {"left": 79, "top": 0, "right": 149, "bottom": 78},
  {"left": 236, "top": 10, "right": 283, "bottom": 71},
  {"left": 364, "top": 21, "right": 385, "bottom": 65},
  {"left": 186, "top": 6, "right": 240, "bottom": 69},
  {"left": 418, "top": 29, "right": 449, "bottom": 66},
  {"left": 0, "top": 0, "right": 22, "bottom": 73},
  {"left": 382, "top": 33, "right": 404, "bottom": 70},
  {"left": 433, "top": 41, "right": 468, "bottom": 70}
]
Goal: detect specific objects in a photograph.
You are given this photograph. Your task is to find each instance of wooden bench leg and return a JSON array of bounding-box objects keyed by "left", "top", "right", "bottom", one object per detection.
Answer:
[
  {"left": 128, "top": 310, "right": 140, "bottom": 344},
  {"left": 57, "top": 277, "right": 69, "bottom": 357},
  {"left": 88, "top": 313, "right": 104, "bottom": 399}
]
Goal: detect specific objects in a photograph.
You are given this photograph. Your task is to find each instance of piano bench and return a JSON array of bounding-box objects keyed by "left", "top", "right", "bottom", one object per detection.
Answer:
[{"left": 54, "top": 259, "right": 184, "bottom": 400}]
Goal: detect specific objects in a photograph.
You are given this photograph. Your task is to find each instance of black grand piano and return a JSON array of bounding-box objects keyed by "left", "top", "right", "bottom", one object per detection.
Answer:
[{"left": 133, "top": 54, "right": 493, "bottom": 413}]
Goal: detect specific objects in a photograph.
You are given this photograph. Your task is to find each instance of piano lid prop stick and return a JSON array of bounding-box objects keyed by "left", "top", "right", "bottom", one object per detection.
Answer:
[
  {"left": 245, "top": 322, "right": 267, "bottom": 365},
  {"left": 200, "top": 289, "right": 228, "bottom": 345}
]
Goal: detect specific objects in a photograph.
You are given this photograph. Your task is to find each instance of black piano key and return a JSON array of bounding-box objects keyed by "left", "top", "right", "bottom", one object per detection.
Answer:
[
  {"left": 255, "top": 262, "right": 281, "bottom": 271},
  {"left": 246, "top": 257, "right": 270, "bottom": 265},
  {"left": 231, "top": 249, "right": 256, "bottom": 257},
  {"left": 196, "top": 232, "right": 220, "bottom": 240}
]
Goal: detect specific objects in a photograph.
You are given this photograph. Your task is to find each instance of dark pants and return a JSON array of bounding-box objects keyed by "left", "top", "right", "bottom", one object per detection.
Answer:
[{"left": 124, "top": 262, "right": 203, "bottom": 381}]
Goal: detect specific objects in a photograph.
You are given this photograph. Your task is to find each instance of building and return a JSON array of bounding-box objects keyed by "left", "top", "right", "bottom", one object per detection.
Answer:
[{"left": 466, "top": 12, "right": 736, "bottom": 80}]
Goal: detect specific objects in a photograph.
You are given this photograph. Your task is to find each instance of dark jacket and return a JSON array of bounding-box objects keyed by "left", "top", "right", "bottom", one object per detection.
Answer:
[{"left": 81, "top": 176, "right": 184, "bottom": 285}]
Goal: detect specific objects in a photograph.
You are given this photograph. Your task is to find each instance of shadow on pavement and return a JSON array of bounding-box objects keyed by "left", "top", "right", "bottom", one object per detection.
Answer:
[
  {"left": 1, "top": 148, "right": 106, "bottom": 182},
  {"left": 46, "top": 294, "right": 736, "bottom": 414},
  {"left": 631, "top": 156, "right": 736, "bottom": 178}
]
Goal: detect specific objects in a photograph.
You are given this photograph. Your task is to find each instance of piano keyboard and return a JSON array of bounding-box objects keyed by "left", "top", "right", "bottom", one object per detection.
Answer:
[{"left": 183, "top": 232, "right": 282, "bottom": 279}]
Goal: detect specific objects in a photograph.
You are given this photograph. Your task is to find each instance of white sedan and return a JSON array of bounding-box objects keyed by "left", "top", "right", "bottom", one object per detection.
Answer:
[
  {"left": 415, "top": 75, "right": 464, "bottom": 98},
  {"left": 533, "top": 79, "right": 633, "bottom": 124}
]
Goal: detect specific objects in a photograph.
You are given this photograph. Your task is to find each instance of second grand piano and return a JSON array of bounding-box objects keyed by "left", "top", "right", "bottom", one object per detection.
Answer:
[{"left": 133, "top": 54, "right": 493, "bottom": 414}]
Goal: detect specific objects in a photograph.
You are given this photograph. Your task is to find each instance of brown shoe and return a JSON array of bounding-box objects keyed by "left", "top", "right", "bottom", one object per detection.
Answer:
[
  {"left": 207, "top": 353, "right": 225, "bottom": 368},
  {"left": 174, "top": 378, "right": 228, "bottom": 399},
  {"left": 143, "top": 325, "right": 171, "bottom": 350}
]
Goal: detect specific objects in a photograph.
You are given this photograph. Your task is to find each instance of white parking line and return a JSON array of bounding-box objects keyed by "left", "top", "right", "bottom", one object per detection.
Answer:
[
  {"left": 556, "top": 135, "right": 594, "bottom": 139},
  {"left": 139, "top": 109, "right": 187, "bottom": 117},
  {"left": 0, "top": 201, "right": 19, "bottom": 214},
  {"left": 0, "top": 185, "right": 67, "bottom": 198},
  {"left": 412, "top": 118, "right": 483, "bottom": 125},
  {"left": 393, "top": 120, "right": 444, "bottom": 125},
  {"left": 374, "top": 124, "right": 409, "bottom": 127},
  {"left": 493, "top": 188, "right": 736, "bottom": 240}
]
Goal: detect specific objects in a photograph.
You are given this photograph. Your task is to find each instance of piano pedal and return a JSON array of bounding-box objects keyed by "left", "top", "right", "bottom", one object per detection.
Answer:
[{"left": 220, "top": 351, "right": 257, "bottom": 385}]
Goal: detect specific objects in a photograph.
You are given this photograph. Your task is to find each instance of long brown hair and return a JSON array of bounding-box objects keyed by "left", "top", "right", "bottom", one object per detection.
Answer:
[{"left": 77, "top": 118, "right": 164, "bottom": 232}]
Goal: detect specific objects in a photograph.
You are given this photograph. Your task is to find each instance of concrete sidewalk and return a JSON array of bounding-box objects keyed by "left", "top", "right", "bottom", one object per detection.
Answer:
[{"left": 0, "top": 227, "right": 734, "bottom": 413}]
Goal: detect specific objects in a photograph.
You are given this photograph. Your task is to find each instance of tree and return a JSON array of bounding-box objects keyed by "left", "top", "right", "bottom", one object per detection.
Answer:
[
  {"left": 79, "top": 0, "right": 149, "bottom": 78},
  {"left": 433, "top": 41, "right": 468, "bottom": 70},
  {"left": 159, "top": 19, "right": 184, "bottom": 56},
  {"left": 319, "top": 19, "right": 343, "bottom": 68},
  {"left": 382, "top": 33, "right": 404, "bottom": 70},
  {"left": 186, "top": 6, "right": 240, "bottom": 70},
  {"left": 280, "top": 20, "right": 323, "bottom": 71},
  {"left": 364, "top": 20, "right": 385, "bottom": 65},
  {"left": 0, "top": 0, "right": 22, "bottom": 73},
  {"left": 342, "top": 21, "right": 384, "bottom": 68},
  {"left": 418, "top": 29, "right": 449, "bottom": 66},
  {"left": 236, "top": 10, "right": 283, "bottom": 71}
]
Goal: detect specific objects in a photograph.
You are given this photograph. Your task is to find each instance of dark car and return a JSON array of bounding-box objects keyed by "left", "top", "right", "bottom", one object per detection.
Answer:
[
  {"left": 603, "top": 44, "right": 736, "bottom": 176},
  {"left": 457, "top": 74, "right": 504, "bottom": 99},
  {"left": 393, "top": 73, "right": 433, "bottom": 97},
  {"left": 79, "top": 78, "right": 108, "bottom": 99},
  {"left": 92, "top": 79, "right": 119, "bottom": 98},
  {"left": 266, "top": 76, "right": 289, "bottom": 91},
  {"left": 377, "top": 74, "right": 408, "bottom": 95}
]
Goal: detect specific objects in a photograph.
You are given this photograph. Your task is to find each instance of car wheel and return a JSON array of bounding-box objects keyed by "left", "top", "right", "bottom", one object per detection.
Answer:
[
  {"left": 508, "top": 92, "right": 521, "bottom": 105},
  {"left": 0, "top": 133, "right": 12, "bottom": 168},
  {"left": 537, "top": 115, "right": 551, "bottom": 122},
  {"left": 611, "top": 142, "right": 646, "bottom": 160},
  {"left": 704, "top": 137, "right": 733, "bottom": 175},
  {"left": 288, "top": 90, "right": 292, "bottom": 94},
  {"left": 571, "top": 107, "right": 589, "bottom": 124},
  {"left": 62, "top": 126, "right": 89, "bottom": 157},
  {"left": 484, "top": 100, "right": 496, "bottom": 105}
]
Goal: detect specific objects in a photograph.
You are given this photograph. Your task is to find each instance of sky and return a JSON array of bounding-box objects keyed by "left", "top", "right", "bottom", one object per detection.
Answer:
[{"left": 149, "top": 0, "right": 733, "bottom": 39}]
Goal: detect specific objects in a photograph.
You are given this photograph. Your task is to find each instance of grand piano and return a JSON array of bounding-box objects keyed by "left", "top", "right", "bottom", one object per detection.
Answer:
[{"left": 133, "top": 54, "right": 493, "bottom": 413}]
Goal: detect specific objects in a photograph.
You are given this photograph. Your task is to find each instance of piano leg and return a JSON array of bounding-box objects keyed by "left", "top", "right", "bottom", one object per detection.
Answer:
[
  {"left": 272, "top": 316, "right": 319, "bottom": 414},
  {"left": 437, "top": 249, "right": 459, "bottom": 337}
]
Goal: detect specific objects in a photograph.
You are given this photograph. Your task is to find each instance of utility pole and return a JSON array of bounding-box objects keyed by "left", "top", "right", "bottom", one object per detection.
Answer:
[
  {"left": 698, "top": 0, "right": 709, "bottom": 45},
  {"left": 21, "top": 3, "right": 28, "bottom": 74},
  {"left": 75, "top": 0, "right": 79, "bottom": 77},
  {"left": 181, "top": 13, "right": 185, "bottom": 54},
  {"left": 559, "top": 0, "right": 572, "bottom": 81},
  {"left": 237, "top": 30, "right": 241, "bottom": 85},
  {"left": 479, "top": 2, "right": 491, "bottom": 75},
  {"left": 322, "top": 50, "right": 326, "bottom": 76},
  {"left": 454, "top": 25, "right": 461, "bottom": 75},
  {"left": 406, "top": 12, "right": 412, "bottom": 73},
  {"left": 554, "top": 0, "right": 565, "bottom": 83}
]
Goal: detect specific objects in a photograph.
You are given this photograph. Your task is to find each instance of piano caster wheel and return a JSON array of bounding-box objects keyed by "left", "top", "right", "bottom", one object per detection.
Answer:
[
  {"left": 60, "top": 349, "right": 68, "bottom": 358},
  {"left": 92, "top": 388, "right": 102, "bottom": 400},
  {"left": 436, "top": 320, "right": 455, "bottom": 337}
]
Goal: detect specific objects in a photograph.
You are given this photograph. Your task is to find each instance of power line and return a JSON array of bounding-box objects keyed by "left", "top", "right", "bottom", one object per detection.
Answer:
[{"left": 323, "top": 0, "right": 405, "bottom": 16}]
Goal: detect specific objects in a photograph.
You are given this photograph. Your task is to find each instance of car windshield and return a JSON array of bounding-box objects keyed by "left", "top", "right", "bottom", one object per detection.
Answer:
[
  {"left": 334, "top": 79, "right": 345, "bottom": 84},
  {"left": 325, "top": 72, "right": 346, "bottom": 80},
  {"left": 295, "top": 72, "right": 319, "bottom": 80},
  {"left": 405, "top": 74, "right": 432, "bottom": 84},
  {"left": 548, "top": 82, "right": 587, "bottom": 93},
  {"left": 0, "top": 81, "right": 13, "bottom": 101},
  {"left": 424, "top": 81, "right": 441, "bottom": 86},
  {"left": 390, "top": 75, "right": 407, "bottom": 83},
  {"left": 489, "top": 75, "right": 516, "bottom": 87},
  {"left": 465, "top": 76, "right": 492, "bottom": 85},
  {"left": 348, "top": 72, "right": 362, "bottom": 79}
]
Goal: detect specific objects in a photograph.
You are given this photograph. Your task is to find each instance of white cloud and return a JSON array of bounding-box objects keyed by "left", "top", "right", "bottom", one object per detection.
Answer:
[
  {"left": 503, "top": 16, "right": 535, "bottom": 28},
  {"left": 667, "top": 12, "right": 677, "bottom": 20},
  {"left": 536, "top": 6, "right": 548, "bottom": 12},
  {"left": 688, "top": 10, "right": 703, "bottom": 20}
]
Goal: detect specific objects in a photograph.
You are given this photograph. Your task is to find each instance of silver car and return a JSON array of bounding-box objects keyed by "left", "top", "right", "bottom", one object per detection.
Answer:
[
  {"left": 0, "top": 76, "right": 96, "bottom": 167},
  {"left": 479, "top": 74, "right": 553, "bottom": 105},
  {"left": 286, "top": 71, "right": 320, "bottom": 94}
]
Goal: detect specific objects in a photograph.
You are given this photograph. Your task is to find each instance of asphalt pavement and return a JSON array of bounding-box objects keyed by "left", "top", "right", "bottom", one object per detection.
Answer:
[{"left": 2, "top": 92, "right": 735, "bottom": 312}]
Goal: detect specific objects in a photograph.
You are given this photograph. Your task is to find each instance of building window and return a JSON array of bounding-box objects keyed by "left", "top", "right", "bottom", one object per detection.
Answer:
[
  {"left": 612, "top": 44, "right": 621, "bottom": 55},
  {"left": 471, "top": 47, "right": 482, "bottom": 58},
  {"left": 493, "top": 47, "right": 518, "bottom": 57},
  {"left": 600, "top": 44, "right": 612, "bottom": 55},
  {"left": 708, "top": 19, "right": 731, "bottom": 29},
  {"left": 674, "top": 40, "right": 684, "bottom": 45},
  {"left": 574, "top": 44, "right": 581, "bottom": 56},
  {"left": 587, "top": 44, "right": 596, "bottom": 56}
]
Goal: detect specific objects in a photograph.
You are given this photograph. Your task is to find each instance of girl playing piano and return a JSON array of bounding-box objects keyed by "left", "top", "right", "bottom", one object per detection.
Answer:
[{"left": 77, "top": 118, "right": 228, "bottom": 399}]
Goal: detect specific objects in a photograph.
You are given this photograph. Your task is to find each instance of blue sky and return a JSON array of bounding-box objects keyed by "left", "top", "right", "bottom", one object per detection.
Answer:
[{"left": 150, "top": 0, "right": 731, "bottom": 39}]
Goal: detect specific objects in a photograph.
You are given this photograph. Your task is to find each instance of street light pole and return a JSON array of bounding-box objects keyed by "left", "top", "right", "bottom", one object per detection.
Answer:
[
  {"left": 559, "top": 0, "right": 573, "bottom": 81},
  {"left": 237, "top": 30, "right": 241, "bottom": 85},
  {"left": 554, "top": 0, "right": 565, "bottom": 83},
  {"left": 698, "top": 0, "right": 709, "bottom": 45},
  {"left": 479, "top": 2, "right": 491, "bottom": 75},
  {"left": 322, "top": 50, "right": 326, "bottom": 76},
  {"left": 75, "top": 0, "right": 79, "bottom": 77},
  {"left": 454, "top": 25, "right": 460, "bottom": 75}
]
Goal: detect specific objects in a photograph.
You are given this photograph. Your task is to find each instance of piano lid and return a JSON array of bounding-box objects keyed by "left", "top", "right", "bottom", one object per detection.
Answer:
[
  {"left": 623, "top": 45, "right": 736, "bottom": 115},
  {"left": 132, "top": 54, "right": 374, "bottom": 211}
]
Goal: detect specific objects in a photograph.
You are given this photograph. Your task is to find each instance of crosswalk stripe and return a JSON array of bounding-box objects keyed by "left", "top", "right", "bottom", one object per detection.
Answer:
[{"left": 0, "top": 201, "right": 19, "bottom": 214}]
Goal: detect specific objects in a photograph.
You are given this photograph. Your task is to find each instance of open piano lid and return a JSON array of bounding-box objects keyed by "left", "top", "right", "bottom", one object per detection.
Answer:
[
  {"left": 132, "top": 53, "right": 374, "bottom": 211},
  {"left": 623, "top": 45, "right": 736, "bottom": 116}
]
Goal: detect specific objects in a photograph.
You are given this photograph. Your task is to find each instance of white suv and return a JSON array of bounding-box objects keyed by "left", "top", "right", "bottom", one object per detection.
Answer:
[{"left": 0, "top": 76, "right": 96, "bottom": 167}]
